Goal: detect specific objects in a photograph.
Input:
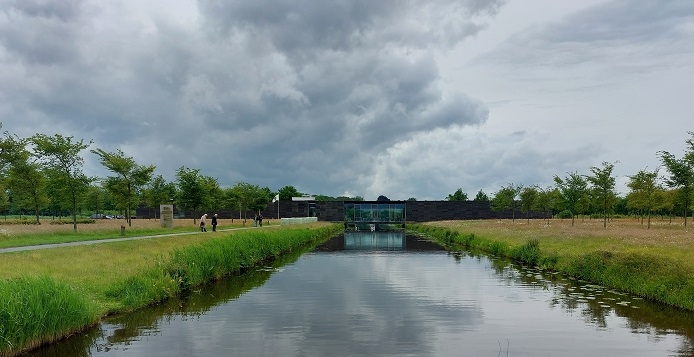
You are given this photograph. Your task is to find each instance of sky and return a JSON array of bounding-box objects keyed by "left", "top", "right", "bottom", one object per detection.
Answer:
[{"left": 1, "top": 0, "right": 693, "bottom": 200}]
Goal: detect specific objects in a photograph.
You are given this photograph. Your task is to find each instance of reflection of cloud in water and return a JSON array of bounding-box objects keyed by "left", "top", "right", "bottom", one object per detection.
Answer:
[
  {"left": 27, "top": 236, "right": 694, "bottom": 356},
  {"left": 486, "top": 256, "right": 694, "bottom": 355}
]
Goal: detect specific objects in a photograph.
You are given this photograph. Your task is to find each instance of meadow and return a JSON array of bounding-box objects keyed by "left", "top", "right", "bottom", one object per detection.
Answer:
[
  {"left": 0, "top": 217, "right": 269, "bottom": 249},
  {"left": 413, "top": 217, "right": 694, "bottom": 311}
]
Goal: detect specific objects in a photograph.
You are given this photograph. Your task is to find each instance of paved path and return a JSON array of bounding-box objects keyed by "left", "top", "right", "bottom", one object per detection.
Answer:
[{"left": 0, "top": 225, "right": 278, "bottom": 254}]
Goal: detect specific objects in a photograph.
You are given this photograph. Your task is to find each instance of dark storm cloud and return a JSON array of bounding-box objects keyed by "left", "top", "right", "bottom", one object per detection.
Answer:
[{"left": 0, "top": 0, "right": 505, "bottom": 197}]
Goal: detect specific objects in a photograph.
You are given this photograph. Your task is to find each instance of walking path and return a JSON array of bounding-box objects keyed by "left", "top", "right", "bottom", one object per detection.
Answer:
[{"left": 0, "top": 225, "right": 278, "bottom": 254}]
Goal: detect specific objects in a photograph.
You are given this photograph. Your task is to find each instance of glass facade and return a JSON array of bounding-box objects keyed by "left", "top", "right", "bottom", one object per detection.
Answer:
[{"left": 344, "top": 202, "right": 406, "bottom": 231}]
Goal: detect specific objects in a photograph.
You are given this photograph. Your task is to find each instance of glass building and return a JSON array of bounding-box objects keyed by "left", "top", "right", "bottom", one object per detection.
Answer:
[{"left": 344, "top": 201, "right": 406, "bottom": 231}]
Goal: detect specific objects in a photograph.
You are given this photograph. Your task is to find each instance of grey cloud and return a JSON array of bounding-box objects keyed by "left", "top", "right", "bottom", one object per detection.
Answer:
[
  {"left": 476, "top": 0, "right": 694, "bottom": 73},
  {"left": 0, "top": 0, "right": 503, "bottom": 198}
]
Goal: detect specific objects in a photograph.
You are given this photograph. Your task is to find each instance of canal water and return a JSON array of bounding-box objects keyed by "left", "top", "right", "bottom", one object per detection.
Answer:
[{"left": 28, "top": 232, "right": 694, "bottom": 357}]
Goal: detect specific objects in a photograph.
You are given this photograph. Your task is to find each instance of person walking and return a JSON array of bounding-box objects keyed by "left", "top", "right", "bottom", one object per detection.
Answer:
[
  {"left": 200, "top": 213, "right": 207, "bottom": 232},
  {"left": 211, "top": 213, "right": 218, "bottom": 232}
]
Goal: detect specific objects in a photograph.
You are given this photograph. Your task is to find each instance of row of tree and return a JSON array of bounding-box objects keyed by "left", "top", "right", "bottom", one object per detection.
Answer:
[
  {"left": 2, "top": 122, "right": 692, "bottom": 230},
  {"left": 0, "top": 124, "right": 368, "bottom": 231},
  {"left": 444, "top": 131, "right": 694, "bottom": 228}
]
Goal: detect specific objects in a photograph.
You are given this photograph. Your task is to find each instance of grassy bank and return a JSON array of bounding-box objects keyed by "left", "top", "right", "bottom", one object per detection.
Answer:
[
  {"left": 0, "top": 223, "right": 341, "bottom": 357},
  {"left": 409, "top": 219, "right": 694, "bottom": 312}
]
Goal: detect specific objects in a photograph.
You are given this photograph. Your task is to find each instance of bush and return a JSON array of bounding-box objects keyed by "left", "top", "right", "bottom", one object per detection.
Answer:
[{"left": 557, "top": 210, "right": 573, "bottom": 219}]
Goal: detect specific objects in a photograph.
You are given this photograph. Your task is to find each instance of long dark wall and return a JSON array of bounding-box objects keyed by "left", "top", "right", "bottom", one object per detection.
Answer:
[
  {"left": 137, "top": 200, "right": 548, "bottom": 222},
  {"left": 310, "top": 201, "right": 548, "bottom": 222}
]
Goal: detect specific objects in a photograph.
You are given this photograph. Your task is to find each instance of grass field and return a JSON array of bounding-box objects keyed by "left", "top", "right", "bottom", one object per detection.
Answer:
[{"left": 0, "top": 217, "right": 272, "bottom": 249}]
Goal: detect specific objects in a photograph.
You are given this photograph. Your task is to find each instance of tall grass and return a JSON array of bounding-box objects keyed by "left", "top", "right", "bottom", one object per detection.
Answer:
[
  {"left": 106, "top": 225, "right": 342, "bottom": 311},
  {"left": 0, "top": 276, "right": 99, "bottom": 357},
  {"left": 409, "top": 223, "right": 694, "bottom": 311}
]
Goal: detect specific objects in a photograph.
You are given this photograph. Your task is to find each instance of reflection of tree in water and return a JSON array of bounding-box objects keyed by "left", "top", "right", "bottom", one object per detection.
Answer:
[
  {"left": 478, "top": 251, "right": 694, "bottom": 356},
  {"left": 26, "top": 245, "right": 314, "bottom": 357}
]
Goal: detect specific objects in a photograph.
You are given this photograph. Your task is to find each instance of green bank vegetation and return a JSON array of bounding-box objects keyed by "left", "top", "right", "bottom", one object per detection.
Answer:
[
  {"left": 410, "top": 221, "right": 694, "bottom": 312},
  {"left": 0, "top": 223, "right": 341, "bottom": 356}
]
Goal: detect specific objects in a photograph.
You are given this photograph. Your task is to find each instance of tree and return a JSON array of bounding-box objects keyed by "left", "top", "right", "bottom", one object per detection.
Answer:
[
  {"left": 585, "top": 161, "right": 617, "bottom": 228},
  {"left": 202, "top": 176, "right": 223, "bottom": 212},
  {"left": 519, "top": 185, "right": 539, "bottom": 224},
  {"left": 175, "top": 167, "right": 209, "bottom": 224},
  {"left": 142, "top": 175, "right": 177, "bottom": 218},
  {"left": 446, "top": 188, "right": 468, "bottom": 201},
  {"left": 554, "top": 172, "right": 587, "bottom": 226},
  {"left": 491, "top": 183, "right": 522, "bottom": 221},
  {"left": 92, "top": 149, "right": 155, "bottom": 227},
  {"left": 473, "top": 189, "right": 490, "bottom": 202},
  {"left": 31, "top": 134, "right": 93, "bottom": 231},
  {"left": 627, "top": 168, "right": 662, "bottom": 228},
  {"left": 535, "top": 186, "right": 557, "bottom": 225},
  {"left": 659, "top": 132, "right": 694, "bottom": 226},
  {"left": 232, "top": 181, "right": 266, "bottom": 223},
  {"left": 83, "top": 184, "right": 111, "bottom": 216},
  {"left": 278, "top": 185, "right": 302, "bottom": 201},
  {"left": 0, "top": 133, "right": 48, "bottom": 223},
  {"left": 377, "top": 195, "right": 390, "bottom": 201}
]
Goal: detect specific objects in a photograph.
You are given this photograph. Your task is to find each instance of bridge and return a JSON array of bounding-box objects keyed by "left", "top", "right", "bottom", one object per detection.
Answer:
[{"left": 343, "top": 201, "right": 406, "bottom": 231}]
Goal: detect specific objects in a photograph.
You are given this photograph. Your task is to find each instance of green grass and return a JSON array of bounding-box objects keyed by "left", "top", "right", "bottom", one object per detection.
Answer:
[
  {"left": 0, "top": 223, "right": 252, "bottom": 249},
  {"left": 0, "top": 276, "right": 100, "bottom": 355},
  {"left": 0, "top": 223, "right": 341, "bottom": 356},
  {"left": 409, "top": 223, "right": 694, "bottom": 311}
]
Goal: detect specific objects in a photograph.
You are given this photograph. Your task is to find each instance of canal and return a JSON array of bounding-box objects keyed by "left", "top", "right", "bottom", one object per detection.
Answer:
[{"left": 28, "top": 232, "right": 694, "bottom": 356}]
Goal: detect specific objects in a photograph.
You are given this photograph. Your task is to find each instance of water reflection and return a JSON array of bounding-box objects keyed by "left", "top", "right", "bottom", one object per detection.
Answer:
[
  {"left": 28, "top": 246, "right": 310, "bottom": 357},
  {"left": 318, "top": 231, "right": 446, "bottom": 251},
  {"left": 26, "top": 233, "right": 694, "bottom": 357},
  {"left": 480, "top": 251, "right": 694, "bottom": 355}
]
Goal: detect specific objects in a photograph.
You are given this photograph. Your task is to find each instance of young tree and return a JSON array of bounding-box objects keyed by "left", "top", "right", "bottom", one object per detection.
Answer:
[
  {"left": 92, "top": 149, "right": 155, "bottom": 227},
  {"left": 446, "top": 188, "right": 468, "bottom": 201},
  {"left": 519, "top": 185, "right": 539, "bottom": 224},
  {"left": 659, "top": 132, "right": 694, "bottom": 226},
  {"left": 554, "top": 172, "right": 587, "bottom": 226},
  {"left": 278, "top": 185, "right": 302, "bottom": 201},
  {"left": 175, "top": 167, "right": 209, "bottom": 224},
  {"left": 473, "top": 189, "right": 490, "bottom": 202},
  {"left": 627, "top": 168, "right": 662, "bottom": 228},
  {"left": 31, "top": 134, "right": 93, "bottom": 231},
  {"left": 201, "top": 175, "right": 222, "bottom": 212},
  {"left": 142, "top": 175, "right": 177, "bottom": 218},
  {"left": 535, "top": 186, "right": 557, "bottom": 225},
  {"left": 585, "top": 161, "right": 618, "bottom": 228},
  {"left": 83, "top": 184, "right": 110, "bottom": 217},
  {"left": 491, "top": 184, "right": 522, "bottom": 221},
  {"left": 232, "top": 181, "right": 264, "bottom": 223},
  {"left": 0, "top": 133, "right": 48, "bottom": 223}
]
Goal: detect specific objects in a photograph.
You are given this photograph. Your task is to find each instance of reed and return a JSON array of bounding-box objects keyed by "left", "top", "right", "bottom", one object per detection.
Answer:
[
  {"left": 0, "top": 276, "right": 99, "bottom": 356},
  {"left": 106, "top": 226, "right": 341, "bottom": 311}
]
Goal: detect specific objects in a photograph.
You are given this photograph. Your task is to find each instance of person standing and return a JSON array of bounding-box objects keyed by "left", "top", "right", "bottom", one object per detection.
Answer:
[
  {"left": 211, "top": 213, "right": 218, "bottom": 232},
  {"left": 200, "top": 213, "right": 207, "bottom": 232},
  {"left": 258, "top": 212, "right": 263, "bottom": 227}
]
